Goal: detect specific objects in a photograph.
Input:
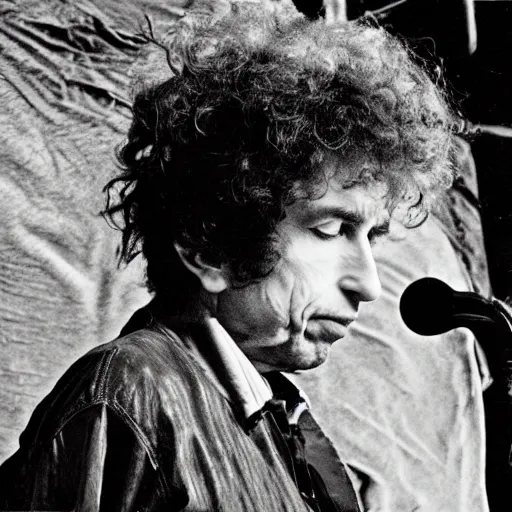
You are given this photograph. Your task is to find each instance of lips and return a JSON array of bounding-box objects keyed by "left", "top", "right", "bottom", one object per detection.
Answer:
[{"left": 304, "top": 316, "right": 354, "bottom": 344}]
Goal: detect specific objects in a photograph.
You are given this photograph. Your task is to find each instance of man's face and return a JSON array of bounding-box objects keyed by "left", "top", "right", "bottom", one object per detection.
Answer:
[{"left": 216, "top": 156, "right": 390, "bottom": 372}]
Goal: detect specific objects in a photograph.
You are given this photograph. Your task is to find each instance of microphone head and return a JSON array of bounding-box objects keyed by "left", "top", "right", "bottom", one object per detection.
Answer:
[{"left": 399, "top": 277, "right": 457, "bottom": 336}]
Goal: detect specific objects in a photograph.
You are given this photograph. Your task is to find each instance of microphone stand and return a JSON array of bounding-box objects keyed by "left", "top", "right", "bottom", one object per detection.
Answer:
[
  {"left": 471, "top": 302, "right": 512, "bottom": 512},
  {"left": 400, "top": 279, "right": 512, "bottom": 510}
]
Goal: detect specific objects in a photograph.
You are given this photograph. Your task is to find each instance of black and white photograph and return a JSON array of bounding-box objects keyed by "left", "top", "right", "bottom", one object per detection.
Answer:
[{"left": 1, "top": 1, "right": 511, "bottom": 510}]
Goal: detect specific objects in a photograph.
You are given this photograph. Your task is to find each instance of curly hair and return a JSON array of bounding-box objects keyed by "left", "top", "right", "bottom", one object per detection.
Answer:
[{"left": 104, "top": 3, "right": 456, "bottom": 301}]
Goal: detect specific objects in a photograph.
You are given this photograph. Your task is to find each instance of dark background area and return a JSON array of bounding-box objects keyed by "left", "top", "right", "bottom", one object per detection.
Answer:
[
  {"left": 370, "top": 0, "right": 512, "bottom": 300},
  {"left": 454, "top": 1, "right": 512, "bottom": 300},
  {"left": 388, "top": 0, "right": 512, "bottom": 300},
  {"left": 385, "top": 0, "right": 512, "bottom": 300}
]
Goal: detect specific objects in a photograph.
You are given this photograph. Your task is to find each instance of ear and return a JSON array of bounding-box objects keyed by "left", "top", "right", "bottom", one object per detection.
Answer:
[{"left": 173, "top": 242, "right": 229, "bottom": 294}]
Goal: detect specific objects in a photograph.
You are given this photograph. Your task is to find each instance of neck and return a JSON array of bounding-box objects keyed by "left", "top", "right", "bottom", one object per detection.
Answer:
[{"left": 153, "top": 287, "right": 218, "bottom": 325}]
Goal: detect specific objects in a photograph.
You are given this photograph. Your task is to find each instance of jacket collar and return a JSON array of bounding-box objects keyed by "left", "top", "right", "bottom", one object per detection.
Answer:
[
  {"left": 121, "top": 299, "right": 287, "bottom": 426},
  {"left": 173, "top": 317, "right": 311, "bottom": 433}
]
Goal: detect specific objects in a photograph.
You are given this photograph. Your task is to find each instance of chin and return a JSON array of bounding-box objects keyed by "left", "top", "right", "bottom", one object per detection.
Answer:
[
  {"left": 242, "top": 334, "right": 334, "bottom": 373},
  {"left": 291, "top": 355, "right": 328, "bottom": 371},
  {"left": 282, "top": 340, "right": 332, "bottom": 372}
]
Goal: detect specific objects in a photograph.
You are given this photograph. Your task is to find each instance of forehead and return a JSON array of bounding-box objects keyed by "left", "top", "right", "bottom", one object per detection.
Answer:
[
  {"left": 288, "top": 180, "right": 389, "bottom": 226},
  {"left": 288, "top": 153, "right": 390, "bottom": 224}
]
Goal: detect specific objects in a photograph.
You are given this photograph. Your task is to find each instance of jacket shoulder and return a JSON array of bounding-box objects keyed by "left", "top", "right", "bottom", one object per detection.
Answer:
[{"left": 17, "top": 327, "right": 191, "bottom": 444}]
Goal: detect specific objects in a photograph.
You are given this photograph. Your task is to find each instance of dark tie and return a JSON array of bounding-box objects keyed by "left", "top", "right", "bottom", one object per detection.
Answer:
[{"left": 263, "top": 372, "right": 361, "bottom": 512}]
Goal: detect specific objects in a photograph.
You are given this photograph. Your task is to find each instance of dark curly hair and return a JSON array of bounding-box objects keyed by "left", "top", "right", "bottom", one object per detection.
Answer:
[{"left": 104, "top": 3, "right": 456, "bottom": 302}]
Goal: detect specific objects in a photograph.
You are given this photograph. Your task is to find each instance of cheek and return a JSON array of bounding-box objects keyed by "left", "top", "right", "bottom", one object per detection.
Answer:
[
  {"left": 256, "top": 260, "right": 300, "bottom": 324},
  {"left": 282, "top": 257, "right": 331, "bottom": 327},
  {"left": 286, "top": 242, "right": 338, "bottom": 295},
  {"left": 219, "top": 264, "right": 296, "bottom": 331},
  {"left": 287, "top": 263, "right": 318, "bottom": 306},
  {"left": 237, "top": 258, "right": 317, "bottom": 328}
]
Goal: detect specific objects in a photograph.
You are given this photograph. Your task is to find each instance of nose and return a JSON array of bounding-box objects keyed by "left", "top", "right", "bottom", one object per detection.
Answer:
[{"left": 338, "top": 237, "right": 381, "bottom": 303}]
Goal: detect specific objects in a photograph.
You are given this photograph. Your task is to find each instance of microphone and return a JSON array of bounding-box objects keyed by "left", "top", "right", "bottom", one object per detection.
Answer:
[
  {"left": 400, "top": 277, "right": 512, "bottom": 378},
  {"left": 399, "top": 277, "right": 502, "bottom": 336}
]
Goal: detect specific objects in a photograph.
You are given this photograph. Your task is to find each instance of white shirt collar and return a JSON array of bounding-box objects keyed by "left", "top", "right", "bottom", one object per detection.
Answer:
[{"left": 201, "top": 317, "right": 273, "bottom": 420}]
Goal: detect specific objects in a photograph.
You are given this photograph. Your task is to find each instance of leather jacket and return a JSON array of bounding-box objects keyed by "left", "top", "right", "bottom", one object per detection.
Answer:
[{"left": 0, "top": 320, "right": 360, "bottom": 511}]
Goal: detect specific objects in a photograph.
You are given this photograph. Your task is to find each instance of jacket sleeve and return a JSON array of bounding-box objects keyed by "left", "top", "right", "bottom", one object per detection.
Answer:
[{"left": 30, "top": 402, "right": 171, "bottom": 512}]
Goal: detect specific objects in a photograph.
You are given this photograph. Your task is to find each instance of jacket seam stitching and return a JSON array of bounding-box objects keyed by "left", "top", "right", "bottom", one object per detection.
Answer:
[
  {"left": 95, "top": 348, "right": 118, "bottom": 401},
  {"left": 107, "top": 400, "right": 171, "bottom": 499},
  {"left": 52, "top": 400, "right": 170, "bottom": 499}
]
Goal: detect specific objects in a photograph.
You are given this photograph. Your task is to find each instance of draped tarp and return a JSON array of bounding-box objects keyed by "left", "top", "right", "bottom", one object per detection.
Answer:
[{"left": 0, "top": 1, "right": 492, "bottom": 510}]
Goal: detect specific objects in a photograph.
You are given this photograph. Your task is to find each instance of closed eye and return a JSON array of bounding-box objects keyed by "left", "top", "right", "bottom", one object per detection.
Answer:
[{"left": 310, "top": 222, "right": 355, "bottom": 240}]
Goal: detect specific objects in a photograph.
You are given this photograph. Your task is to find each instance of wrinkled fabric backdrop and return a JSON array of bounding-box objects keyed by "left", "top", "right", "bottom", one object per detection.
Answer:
[{"left": 0, "top": 0, "right": 493, "bottom": 510}]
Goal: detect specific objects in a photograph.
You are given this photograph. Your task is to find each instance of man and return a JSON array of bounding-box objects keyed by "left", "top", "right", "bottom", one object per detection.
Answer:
[{"left": 0, "top": 3, "right": 455, "bottom": 510}]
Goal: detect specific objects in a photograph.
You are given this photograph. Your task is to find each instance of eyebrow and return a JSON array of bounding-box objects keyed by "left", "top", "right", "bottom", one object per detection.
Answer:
[
  {"left": 369, "top": 221, "right": 391, "bottom": 236},
  {"left": 301, "top": 205, "right": 390, "bottom": 232},
  {"left": 301, "top": 206, "right": 364, "bottom": 225}
]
